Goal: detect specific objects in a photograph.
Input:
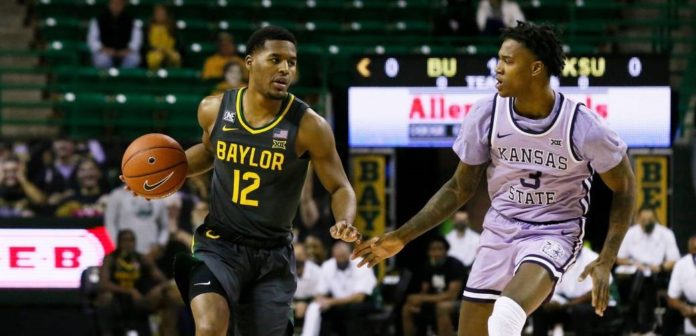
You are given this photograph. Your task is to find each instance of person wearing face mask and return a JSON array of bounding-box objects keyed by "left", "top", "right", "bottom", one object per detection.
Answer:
[
  {"left": 301, "top": 241, "right": 377, "bottom": 336},
  {"left": 446, "top": 210, "right": 481, "bottom": 273},
  {"left": 402, "top": 235, "right": 466, "bottom": 336},
  {"left": 616, "top": 206, "right": 681, "bottom": 334},
  {"left": 665, "top": 235, "right": 696, "bottom": 336}
]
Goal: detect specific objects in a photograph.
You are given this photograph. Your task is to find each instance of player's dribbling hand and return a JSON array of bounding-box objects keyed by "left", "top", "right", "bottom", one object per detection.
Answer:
[
  {"left": 578, "top": 258, "right": 612, "bottom": 317},
  {"left": 119, "top": 175, "right": 151, "bottom": 201},
  {"left": 329, "top": 220, "right": 362, "bottom": 243},
  {"left": 351, "top": 231, "right": 405, "bottom": 268}
]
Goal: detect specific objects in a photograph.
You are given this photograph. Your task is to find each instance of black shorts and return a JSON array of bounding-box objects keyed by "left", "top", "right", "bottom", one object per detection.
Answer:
[{"left": 174, "top": 223, "right": 296, "bottom": 336}]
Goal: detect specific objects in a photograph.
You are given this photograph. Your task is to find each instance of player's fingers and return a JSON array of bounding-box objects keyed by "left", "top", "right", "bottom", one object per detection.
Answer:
[
  {"left": 597, "top": 282, "right": 608, "bottom": 316},
  {"left": 368, "top": 255, "right": 382, "bottom": 268},
  {"left": 119, "top": 175, "right": 125, "bottom": 183},
  {"left": 329, "top": 225, "right": 338, "bottom": 238},
  {"left": 352, "top": 237, "right": 378, "bottom": 259},
  {"left": 357, "top": 253, "right": 371, "bottom": 268}
]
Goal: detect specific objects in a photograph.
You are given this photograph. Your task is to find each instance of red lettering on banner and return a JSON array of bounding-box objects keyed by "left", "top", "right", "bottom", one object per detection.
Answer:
[
  {"left": 9, "top": 247, "right": 35, "bottom": 268},
  {"left": 409, "top": 96, "right": 474, "bottom": 120},
  {"left": 55, "top": 247, "right": 81, "bottom": 268},
  {"left": 585, "top": 96, "right": 608, "bottom": 119}
]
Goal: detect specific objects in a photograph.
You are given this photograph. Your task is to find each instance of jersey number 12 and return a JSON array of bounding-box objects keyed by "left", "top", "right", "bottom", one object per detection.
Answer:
[{"left": 232, "top": 170, "right": 260, "bottom": 206}]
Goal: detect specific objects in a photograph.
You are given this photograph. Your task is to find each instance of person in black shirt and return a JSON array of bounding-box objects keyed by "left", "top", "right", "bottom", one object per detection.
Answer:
[
  {"left": 87, "top": 0, "right": 142, "bottom": 69},
  {"left": 0, "top": 154, "right": 45, "bottom": 217},
  {"left": 402, "top": 235, "right": 466, "bottom": 336}
]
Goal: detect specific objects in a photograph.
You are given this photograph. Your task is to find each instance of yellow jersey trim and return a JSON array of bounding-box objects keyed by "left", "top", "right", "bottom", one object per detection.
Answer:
[
  {"left": 236, "top": 87, "right": 295, "bottom": 134},
  {"left": 190, "top": 234, "right": 195, "bottom": 253}
]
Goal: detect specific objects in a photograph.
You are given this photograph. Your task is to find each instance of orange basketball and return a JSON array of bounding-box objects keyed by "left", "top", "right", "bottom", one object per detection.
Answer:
[{"left": 121, "top": 133, "right": 188, "bottom": 199}]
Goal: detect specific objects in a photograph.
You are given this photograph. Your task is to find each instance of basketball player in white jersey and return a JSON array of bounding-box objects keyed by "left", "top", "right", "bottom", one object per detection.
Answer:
[{"left": 353, "top": 21, "right": 636, "bottom": 335}]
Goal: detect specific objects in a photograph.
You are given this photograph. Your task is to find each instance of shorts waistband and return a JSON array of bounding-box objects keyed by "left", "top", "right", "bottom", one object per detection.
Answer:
[
  {"left": 494, "top": 208, "right": 582, "bottom": 226},
  {"left": 203, "top": 222, "right": 292, "bottom": 250}
]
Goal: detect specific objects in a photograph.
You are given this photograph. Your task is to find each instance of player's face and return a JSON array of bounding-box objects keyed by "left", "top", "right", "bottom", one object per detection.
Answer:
[
  {"left": 246, "top": 40, "right": 297, "bottom": 100},
  {"left": 495, "top": 39, "right": 543, "bottom": 97}
]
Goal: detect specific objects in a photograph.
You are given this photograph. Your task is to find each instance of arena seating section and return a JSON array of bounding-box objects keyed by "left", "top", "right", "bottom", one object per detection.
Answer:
[{"left": 0, "top": 0, "right": 693, "bottom": 140}]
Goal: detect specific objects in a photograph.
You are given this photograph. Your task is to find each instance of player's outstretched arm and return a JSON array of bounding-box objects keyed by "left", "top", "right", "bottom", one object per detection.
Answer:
[
  {"left": 298, "top": 109, "right": 359, "bottom": 243},
  {"left": 579, "top": 154, "right": 635, "bottom": 316},
  {"left": 353, "top": 162, "right": 486, "bottom": 267},
  {"left": 185, "top": 95, "right": 221, "bottom": 177}
]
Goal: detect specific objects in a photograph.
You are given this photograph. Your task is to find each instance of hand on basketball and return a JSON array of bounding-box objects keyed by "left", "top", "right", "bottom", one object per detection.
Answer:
[
  {"left": 119, "top": 175, "right": 150, "bottom": 201},
  {"left": 329, "top": 220, "right": 362, "bottom": 243},
  {"left": 578, "top": 258, "right": 613, "bottom": 317},
  {"left": 351, "top": 231, "right": 405, "bottom": 268}
]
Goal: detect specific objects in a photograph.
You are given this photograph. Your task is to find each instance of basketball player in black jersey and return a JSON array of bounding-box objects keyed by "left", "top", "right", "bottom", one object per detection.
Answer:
[{"left": 174, "top": 26, "right": 361, "bottom": 336}]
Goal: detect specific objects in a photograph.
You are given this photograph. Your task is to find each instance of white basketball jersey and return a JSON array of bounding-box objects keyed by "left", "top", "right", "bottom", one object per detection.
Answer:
[{"left": 488, "top": 93, "right": 593, "bottom": 223}]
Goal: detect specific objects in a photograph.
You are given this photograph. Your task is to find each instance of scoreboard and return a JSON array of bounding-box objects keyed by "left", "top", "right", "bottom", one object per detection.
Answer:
[{"left": 348, "top": 55, "right": 671, "bottom": 148}]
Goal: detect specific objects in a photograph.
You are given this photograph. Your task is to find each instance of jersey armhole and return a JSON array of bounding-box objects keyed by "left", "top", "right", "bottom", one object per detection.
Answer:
[
  {"left": 486, "top": 94, "right": 498, "bottom": 148},
  {"left": 568, "top": 103, "right": 583, "bottom": 162},
  {"left": 210, "top": 90, "right": 233, "bottom": 138}
]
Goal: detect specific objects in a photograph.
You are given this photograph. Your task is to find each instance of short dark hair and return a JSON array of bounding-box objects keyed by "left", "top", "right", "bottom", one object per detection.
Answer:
[
  {"left": 245, "top": 25, "right": 296, "bottom": 56},
  {"left": 638, "top": 205, "right": 656, "bottom": 215},
  {"left": 429, "top": 235, "right": 450, "bottom": 251},
  {"left": 501, "top": 21, "right": 565, "bottom": 77}
]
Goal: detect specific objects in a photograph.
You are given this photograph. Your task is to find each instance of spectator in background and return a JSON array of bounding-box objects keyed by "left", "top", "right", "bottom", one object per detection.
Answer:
[
  {"left": 294, "top": 242, "right": 323, "bottom": 329},
  {"left": 476, "top": 0, "right": 525, "bottom": 35},
  {"left": 105, "top": 185, "right": 169, "bottom": 261},
  {"left": 305, "top": 234, "right": 328, "bottom": 265},
  {"left": 55, "top": 158, "right": 108, "bottom": 217},
  {"left": 88, "top": 0, "right": 142, "bottom": 69},
  {"left": 201, "top": 32, "right": 243, "bottom": 80},
  {"left": 666, "top": 234, "right": 696, "bottom": 336},
  {"left": 34, "top": 139, "right": 80, "bottom": 210},
  {"left": 0, "top": 154, "right": 45, "bottom": 217},
  {"left": 302, "top": 242, "right": 377, "bottom": 336},
  {"left": 402, "top": 236, "right": 466, "bottom": 336},
  {"left": 96, "top": 229, "right": 168, "bottom": 336},
  {"left": 145, "top": 4, "right": 181, "bottom": 70},
  {"left": 532, "top": 245, "right": 620, "bottom": 336},
  {"left": 616, "top": 206, "right": 681, "bottom": 334},
  {"left": 212, "top": 59, "right": 247, "bottom": 94},
  {"left": 446, "top": 210, "right": 480, "bottom": 273},
  {"left": 434, "top": 0, "right": 479, "bottom": 37}
]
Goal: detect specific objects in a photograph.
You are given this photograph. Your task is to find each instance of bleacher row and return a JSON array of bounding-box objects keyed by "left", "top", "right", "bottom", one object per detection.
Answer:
[{"left": 0, "top": 0, "right": 692, "bottom": 139}]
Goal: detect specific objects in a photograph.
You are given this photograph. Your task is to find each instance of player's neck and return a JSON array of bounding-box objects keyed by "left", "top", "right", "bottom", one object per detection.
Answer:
[
  {"left": 513, "top": 86, "right": 555, "bottom": 120},
  {"left": 243, "top": 87, "right": 284, "bottom": 119}
]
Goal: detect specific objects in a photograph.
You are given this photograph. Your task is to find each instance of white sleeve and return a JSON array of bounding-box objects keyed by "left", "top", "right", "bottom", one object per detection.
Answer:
[
  {"left": 667, "top": 261, "right": 683, "bottom": 299},
  {"left": 353, "top": 267, "right": 377, "bottom": 295},
  {"left": 104, "top": 190, "right": 120, "bottom": 244},
  {"left": 617, "top": 228, "right": 634, "bottom": 259},
  {"left": 664, "top": 229, "right": 681, "bottom": 262},
  {"left": 316, "top": 263, "right": 331, "bottom": 296},
  {"left": 476, "top": 2, "right": 489, "bottom": 32},
  {"left": 156, "top": 202, "right": 169, "bottom": 246},
  {"left": 128, "top": 20, "right": 143, "bottom": 51},
  {"left": 87, "top": 19, "right": 102, "bottom": 53}
]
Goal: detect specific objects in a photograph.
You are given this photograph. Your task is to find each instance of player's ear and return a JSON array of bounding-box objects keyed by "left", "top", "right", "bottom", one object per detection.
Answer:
[
  {"left": 245, "top": 55, "right": 253, "bottom": 71},
  {"left": 531, "top": 60, "right": 544, "bottom": 78}
]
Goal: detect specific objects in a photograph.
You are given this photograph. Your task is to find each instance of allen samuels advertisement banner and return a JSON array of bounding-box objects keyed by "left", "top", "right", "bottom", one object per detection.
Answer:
[{"left": 349, "top": 87, "right": 670, "bottom": 148}]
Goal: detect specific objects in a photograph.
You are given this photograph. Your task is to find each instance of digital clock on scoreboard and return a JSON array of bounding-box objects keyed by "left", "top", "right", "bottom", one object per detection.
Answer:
[{"left": 348, "top": 55, "right": 671, "bottom": 148}]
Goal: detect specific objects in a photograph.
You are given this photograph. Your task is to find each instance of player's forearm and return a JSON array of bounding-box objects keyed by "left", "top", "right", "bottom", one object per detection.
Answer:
[
  {"left": 396, "top": 172, "right": 480, "bottom": 244},
  {"left": 330, "top": 185, "right": 356, "bottom": 225},
  {"left": 185, "top": 143, "right": 214, "bottom": 177},
  {"left": 598, "top": 188, "right": 635, "bottom": 263}
]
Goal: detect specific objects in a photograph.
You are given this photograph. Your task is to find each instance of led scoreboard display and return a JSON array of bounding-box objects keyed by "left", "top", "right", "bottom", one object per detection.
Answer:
[{"left": 349, "top": 55, "right": 671, "bottom": 148}]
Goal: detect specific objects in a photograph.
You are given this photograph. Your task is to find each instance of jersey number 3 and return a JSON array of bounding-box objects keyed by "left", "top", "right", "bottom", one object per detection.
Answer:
[
  {"left": 520, "top": 171, "right": 542, "bottom": 189},
  {"left": 232, "top": 170, "right": 260, "bottom": 206}
]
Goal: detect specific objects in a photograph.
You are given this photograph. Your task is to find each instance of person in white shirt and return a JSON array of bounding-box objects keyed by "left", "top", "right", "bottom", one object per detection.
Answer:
[
  {"left": 616, "top": 206, "right": 681, "bottom": 334},
  {"left": 446, "top": 210, "right": 480, "bottom": 269},
  {"left": 531, "top": 246, "right": 619, "bottom": 336},
  {"left": 666, "top": 235, "right": 696, "bottom": 336},
  {"left": 294, "top": 243, "right": 323, "bottom": 324},
  {"left": 476, "top": 0, "right": 526, "bottom": 35},
  {"left": 301, "top": 241, "right": 377, "bottom": 336}
]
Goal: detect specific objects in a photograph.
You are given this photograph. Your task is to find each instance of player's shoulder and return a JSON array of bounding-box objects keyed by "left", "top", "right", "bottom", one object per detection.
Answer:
[
  {"left": 472, "top": 93, "right": 498, "bottom": 117},
  {"left": 197, "top": 93, "right": 224, "bottom": 127},
  {"left": 562, "top": 96, "right": 604, "bottom": 126}
]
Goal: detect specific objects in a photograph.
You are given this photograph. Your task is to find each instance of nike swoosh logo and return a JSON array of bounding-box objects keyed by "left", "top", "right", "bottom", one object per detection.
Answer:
[
  {"left": 222, "top": 125, "right": 238, "bottom": 131},
  {"left": 193, "top": 281, "right": 211, "bottom": 286},
  {"left": 497, "top": 133, "right": 512, "bottom": 138},
  {"left": 143, "top": 171, "right": 174, "bottom": 192}
]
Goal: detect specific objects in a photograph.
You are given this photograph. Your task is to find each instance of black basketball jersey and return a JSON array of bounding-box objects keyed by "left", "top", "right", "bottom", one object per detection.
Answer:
[{"left": 208, "top": 88, "right": 309, "bottom": 240}]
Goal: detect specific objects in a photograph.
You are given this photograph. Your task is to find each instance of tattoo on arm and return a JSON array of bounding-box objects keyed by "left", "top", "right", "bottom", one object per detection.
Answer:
[{"left": 398, "top": 164, "right": 485, "bottom": 243}]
